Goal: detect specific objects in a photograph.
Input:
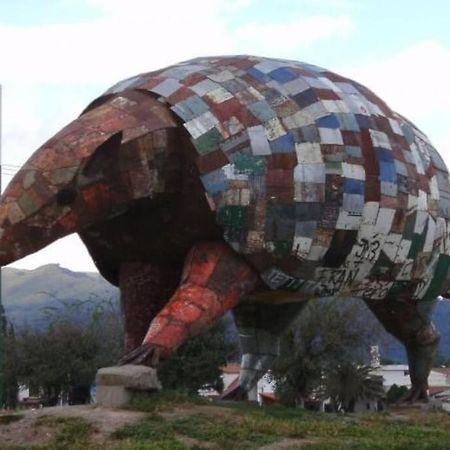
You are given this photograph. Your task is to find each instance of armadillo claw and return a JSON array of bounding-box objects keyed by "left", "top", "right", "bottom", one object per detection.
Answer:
[{"left": 118, "top": 343, "right": 162, "bottom": 367}]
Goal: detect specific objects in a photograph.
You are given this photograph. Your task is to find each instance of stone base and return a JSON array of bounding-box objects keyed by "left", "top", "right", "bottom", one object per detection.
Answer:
[
  {"left": 96, "top": 385, "right": 132, "bottom": 408},
  {"left": 95, "top": 364, "right": 161, "bottom": 408}
]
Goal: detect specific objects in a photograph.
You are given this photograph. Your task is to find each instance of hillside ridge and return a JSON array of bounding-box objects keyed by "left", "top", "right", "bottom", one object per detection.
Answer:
[
  {"left": 1, "top": 264, "right": 119, "bottom": 329},
  {"left": 1, "top": 265, "right": 449, "bottom": 360}
]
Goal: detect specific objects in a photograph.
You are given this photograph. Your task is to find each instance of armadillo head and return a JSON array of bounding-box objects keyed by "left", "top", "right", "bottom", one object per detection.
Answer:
[{"left": 0, "top": 91, "right": 178, "bottom": 266}]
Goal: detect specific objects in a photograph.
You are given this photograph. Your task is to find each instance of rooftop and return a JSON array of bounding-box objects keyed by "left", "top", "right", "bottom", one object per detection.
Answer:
[{"left": 221, "top": 363, "right": 241, "bottom": 374}]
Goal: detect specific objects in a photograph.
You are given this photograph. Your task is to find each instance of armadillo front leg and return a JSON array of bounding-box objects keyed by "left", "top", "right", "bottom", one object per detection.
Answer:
[
  {"left": 119, "top": 242, "right": 258, "bottom": 366},
  {"left": 231, "top": 302, "right": 308, "bottom": 398},
  {"left": 119, "top": 262, "right": 181, "bottom": 352}
]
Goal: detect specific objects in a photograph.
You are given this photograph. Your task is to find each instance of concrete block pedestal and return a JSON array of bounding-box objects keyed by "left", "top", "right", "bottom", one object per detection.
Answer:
[{"left": 95, "top": 364, "right": 162, "bottom": 408}]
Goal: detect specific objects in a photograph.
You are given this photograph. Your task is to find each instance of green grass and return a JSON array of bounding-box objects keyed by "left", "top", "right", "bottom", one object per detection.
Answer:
[
  {"left": 113, "top": 397, "right": 450, "bottom": 449},
  {"left": 113, "top": 411, "right": 279, "bottom": 449},
  {"left": 126, "top": 389, "right": 210, "bottom": 413},
  {"left": 112, "top": 413, "right": 171, "bottom": 441},
  {"left": 2, "top": 394, "right": 450, "bottom": 449},
  {"left": 172, "top": 413, "right": 280, "bottom": 448},
  {"left": 112, "top": 414, "right": 189, "bottom": 450},
  {"left": 110, "top": 441, "right": 188, "bottom": 450},
  {"left": 0, "top": 414, "right": 24, "bottom": 425},
  {"left": 34, "top": 416, "right": 93, "bottom": 449}
]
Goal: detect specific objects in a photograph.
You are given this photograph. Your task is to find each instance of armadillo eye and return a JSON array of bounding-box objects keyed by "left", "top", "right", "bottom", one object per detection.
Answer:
[{"left": 57, "top": 188, "right": 77, "bottom": 206}]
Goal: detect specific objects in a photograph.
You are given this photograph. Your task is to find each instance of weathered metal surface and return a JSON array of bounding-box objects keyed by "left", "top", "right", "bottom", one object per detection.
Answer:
[{"left": 99, "top": 55, "right": 450, "bottom": 303}]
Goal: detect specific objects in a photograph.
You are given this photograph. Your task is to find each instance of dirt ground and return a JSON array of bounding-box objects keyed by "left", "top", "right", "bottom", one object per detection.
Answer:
[
  {"left": 0, "top": 404, "right": 146, "bottom": 447},
  {"left": 0, "top": 402, "right": 444, "bottom": 449},
  {"left": 0, "top": 403, "right": 318, "bottom": 449}
]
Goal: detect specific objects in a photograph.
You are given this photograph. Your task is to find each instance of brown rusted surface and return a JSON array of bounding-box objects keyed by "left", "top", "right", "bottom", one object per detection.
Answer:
[{"left": 119, "top": 262, "right": 181, "bottom": 352}]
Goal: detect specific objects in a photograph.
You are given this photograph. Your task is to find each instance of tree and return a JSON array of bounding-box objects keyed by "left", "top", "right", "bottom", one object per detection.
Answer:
[
  {"left": 158, "top": 318, "right": 238, "bottom": 394},
  {"left": 386, "top": 384, "right": 409, "bottom": 404},
  {"left": 15, "top": 298, "right": 123, "bottom": 406},
  {"left": 324, "top": 363, "right": 384, "bottom": 412},
  {"left": 13, "top": 295, "right": 237, "bottom": 403},
  {"left": 272, "top": 328, "right": 320, "bottom": 407},
  {"left": 271, "top": 297, "right": 386, "bottom": 408},
  {"left": 3, "top": 324, "right": 18, "bottom": 409},
  {"left": 0, "top": 301, "right": 6, "bottom": 407}
]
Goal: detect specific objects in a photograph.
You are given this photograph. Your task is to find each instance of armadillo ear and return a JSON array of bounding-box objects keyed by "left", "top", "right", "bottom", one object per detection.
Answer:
[{"left": 82, "top": 131, "right": 123, "bottom": 179}]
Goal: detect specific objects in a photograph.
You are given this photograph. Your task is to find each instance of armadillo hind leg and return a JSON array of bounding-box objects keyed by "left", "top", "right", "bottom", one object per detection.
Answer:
[
  {"left": 233, "top": 301, "right": 309, "bottom": 393},
  {"left": 364, "top": 297, "right": 441, "bottom": 402},
  {"left": 119, "top": 262, "right": 182, "bottom": 352},
  {"left": 119, "top": 242, "right": 258, "bottom": 366}
]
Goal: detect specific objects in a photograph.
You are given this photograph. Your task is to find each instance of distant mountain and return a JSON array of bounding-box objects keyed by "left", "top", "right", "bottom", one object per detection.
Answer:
[
  {"left": 1, "top": 265, "right": 449, "bottom": 361},
  {"left": 1, "top": 264, "right": 119, "bottom": 329},
  {"left": 434, "top": 298, "right": 450, "bottom": 359},
  {"left": 382, "top": 297, "right": 450, "bottom": 363}
]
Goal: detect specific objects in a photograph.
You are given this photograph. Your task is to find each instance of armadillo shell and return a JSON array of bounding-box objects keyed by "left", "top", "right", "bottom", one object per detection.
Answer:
[{"left": 100, "top": 55, "right": 450, "bottom": 302}]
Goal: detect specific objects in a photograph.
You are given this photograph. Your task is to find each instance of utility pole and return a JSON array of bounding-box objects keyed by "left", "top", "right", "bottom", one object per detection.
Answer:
[{"left": 0, "top": 84, "right": 4, "bottom": 407}]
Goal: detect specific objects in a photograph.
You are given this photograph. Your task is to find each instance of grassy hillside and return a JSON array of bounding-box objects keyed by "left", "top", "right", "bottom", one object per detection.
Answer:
[
  {"left": 1, "top": 264, "right": 119, "bottom": 329},
  {"left": 435, "top": 298, "right": 450, "bottom": 359},
  {"left": 1, "top": 264, "right": 449, "bottom": 359},
  {"left": 0, "top": 393, "right": 449, "bottom": 449},
  {"left": 383, "top": 298, "right": 450, "bottom": 363}
]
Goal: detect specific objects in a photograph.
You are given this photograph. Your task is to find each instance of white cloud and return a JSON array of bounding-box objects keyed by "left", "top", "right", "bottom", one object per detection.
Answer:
[
  {"left": 340, "top": 40, "right": 450, "bottom": 122},
  {"left": 1, "top": 2, "right": 356, "bottom": 168},
  {"left": 0, "top": 0, "right": 235, "bottom": 186},
  {"left": 0, "top": 5, "right": 354, "bottom": 84},
  {"left": 0, "top": 1, "right": 238, "bottom": 85},
  {"left": 434, "top": 131, "right": 450, "bottom": 166},
  {"left": 2, "top": 83, "right": 101, "bottom": 168},
  {"left": 339, "top": 40, "right": 450, "bottom": 163},
  {"left": 234, "top": 15, "right": 354, "bottom": 56},
  {"left": 0, "top": 20, "right": 225, "bottom": 85},
  {"left": 7, "top": 234, "right": 98, "bottom": 272}
]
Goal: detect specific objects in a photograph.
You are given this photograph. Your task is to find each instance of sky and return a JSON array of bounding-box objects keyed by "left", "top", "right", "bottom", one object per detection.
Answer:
[{"left": 1, "top": 0, "right": 450, "bottom": 272}]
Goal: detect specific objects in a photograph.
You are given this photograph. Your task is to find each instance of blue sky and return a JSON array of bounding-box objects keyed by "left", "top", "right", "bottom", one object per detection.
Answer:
[{"left": 1, "top": 0, "right": 450, "bottom": 271}]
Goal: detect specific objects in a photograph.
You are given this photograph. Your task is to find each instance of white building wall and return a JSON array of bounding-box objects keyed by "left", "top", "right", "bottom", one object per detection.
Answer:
[
  {"left": 428, "top": 370, "right": 448, "bottom": 386},
  {"left": 17, "top": 386, "right": 30, "bottom": 402},
  {"left": 222, "top": 372, "right": 239, "bottom": 390},
  {"left": 257, "top": 372, "right": 276, "bottom": 405},
  {"left": 376, "top": 366, "right": 450, "bottom": 393},
  {"left": 257, "top": 373, "right": 276, "bottom": 394},
  {"left": 376, "top": 365, "right": 411, "bottom": 389},
  {"left": 353, "top": 399, "right": 378, "bottom": 413}
]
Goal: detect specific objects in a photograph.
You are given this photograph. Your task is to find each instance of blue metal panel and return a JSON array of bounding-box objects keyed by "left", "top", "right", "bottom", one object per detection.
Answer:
[
  {"left": 200, "top": 168, "right": 229, "bottom": 195},
  {"left": 379, "top": 161, "right": 397, "bottom": 182},
  {"left": 316, "top": 114, "right": 340, "bottom": 129},
  {"left": 376, "top": 147, "right": 394, "bottom": 162},
  {"left": 270, "top": 133, "right": 296, "bottom": 153},
  {"left": 343, "top": 178, "right": 364, "bottom": 195},
  {"left": 269, "top": 67, "right": 298, "bottom": 83},
  {"left": 247, "top": 67, "right": 271, "bottom": 83}
]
